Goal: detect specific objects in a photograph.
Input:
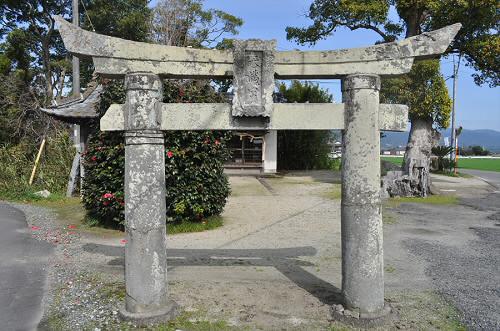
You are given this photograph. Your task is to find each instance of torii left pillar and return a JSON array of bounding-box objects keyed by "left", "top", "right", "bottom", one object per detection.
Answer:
[{"left": 119, "top": 72, "right": 178, "bottom": 324}]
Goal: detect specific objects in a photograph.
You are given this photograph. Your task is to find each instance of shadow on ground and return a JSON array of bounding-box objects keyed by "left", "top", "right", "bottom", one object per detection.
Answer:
[{"left": 83, "top": 243, "right": 343, "bottom": 306}]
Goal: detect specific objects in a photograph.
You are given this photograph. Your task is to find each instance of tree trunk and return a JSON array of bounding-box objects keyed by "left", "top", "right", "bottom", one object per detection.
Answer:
[
  {"left": 383, "top": 11, "right": 437, "bottom": 197},
  {"left": 402, "top": 118, "right": 434, "bottom": 196},
  {"left": 382, "top": 118, "right": 439, "bottom": 198}
]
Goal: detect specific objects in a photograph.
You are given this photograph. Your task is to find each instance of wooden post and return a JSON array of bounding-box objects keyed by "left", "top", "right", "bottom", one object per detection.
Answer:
[{"left": 29, "top": 139, "right": 46, "bottom": 185}]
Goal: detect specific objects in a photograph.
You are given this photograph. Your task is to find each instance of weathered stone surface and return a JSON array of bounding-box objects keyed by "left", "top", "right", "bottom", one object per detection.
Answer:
[
  {"left": 101, "top": 103, "right": 408, "bottom": 132},
  {"left": 124, "top": 74, "right": 163, "bottom": 130},
  {"left": 101, "top": 104, "right": 124, "bottom": 131},
  {"left": 119, "top": 300, "right": 178, "bottom": 326},
  {"left": 124, "top": 131, "right": 169, "bottom": 313},
  {"left": 232, "top": 39, "right": 276, "bottom": 117},
  {"left": 341, "top": 74, "right": 384, "bottom": 315},
  {"left": 379, "top": 104, "right": 408, "bottom": 132},
  {"left": 54, "top": 15, "right": 461, "bottom": 79},
  {"left": 93, "top": 57, "right": 232, "bottom": 79},
  {"left": 54, "top": 15, "right": 232, "bottom": 63},
  {"left": 122, "top": 73, "right": 174, "bottom": 322},
  {"left": 275, "top": 23, "right": 461, "bottom": 78},
  {"left": 34, "top": 190, "right": 51, "bottom": 198}
]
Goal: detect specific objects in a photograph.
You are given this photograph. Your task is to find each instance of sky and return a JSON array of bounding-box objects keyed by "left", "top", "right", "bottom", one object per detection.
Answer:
[{"left": 151, "top": 0, "right": 500, "bottom": 131}]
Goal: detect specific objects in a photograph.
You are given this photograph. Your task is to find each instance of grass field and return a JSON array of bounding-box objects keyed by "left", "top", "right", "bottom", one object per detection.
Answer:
[{"left": 381, "top": 156, "right": 500, "bottom": 172}]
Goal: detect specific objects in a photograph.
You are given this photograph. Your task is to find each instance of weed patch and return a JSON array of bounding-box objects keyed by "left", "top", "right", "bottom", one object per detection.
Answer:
[
  {"left": 167, "top": 216, "right": 223, "bottom": 235},
  {"left": 387, "top": 194, "right": 458, "bottom": 208},
  {"left": 323, "top": 184, "right": 342, "bottom": 200}
]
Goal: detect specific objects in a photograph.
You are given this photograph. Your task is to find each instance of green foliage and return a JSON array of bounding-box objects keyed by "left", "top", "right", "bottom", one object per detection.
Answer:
[
  {"left": 0, "top": 0, "right": 71, "bottom": 102},
  {"left": 4, "top": 29, "right": 33, "bottom": 80},
  {"left": 279, "top": 80, "right": 333, "bottom": 103},
  {"left": 163, "top": 130, "right": 231, "bottom": 223},
  {"left": 381, "top": 60, "right": 452, "bottom": 128},
  {"left": 457, "top": 158, "right": 500, "bottom": 172},
  {"left": 167, "top": 215, "right": 223, "bottom": 234},
  {"left": 81, "top": 131, "right": 125, "bottom": 226},
  {"left": 460, "top": 145, "right": 490, "bottom": 156},
  {"left": 79, "top": 0, "right": 152, "bottom": 86},
  {"left": 425, "top": 0, "right": 499, "bottom": 87},
  {"left": 432, "top": 146, "right": 454, "bottom": 158},
  {"left": 82, "top": 0, "right": 151, "bottom": 42},
  {"left": 389, "top": 194, "right": 458, "bottom": 206},
  {"left": 286, "top": 0, "right": 499, "bottom": 87},
  {"left": 286, "top": 0, "right": 395, "bottom": 44},
  {"left": 82, "top": 80, "right": 231, "bottom": 227},
  {"left": 0, "top": 132, "right": 74, "bottom": 200},
  {"left": 277, "top": 81, "right": 334, "bottom": 170},
  {"left": 431, "top": 145, "right": 454, "bottom": 171}
]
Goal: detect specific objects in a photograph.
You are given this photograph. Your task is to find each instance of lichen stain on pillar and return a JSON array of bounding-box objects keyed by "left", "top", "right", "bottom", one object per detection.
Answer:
[
  {"left": 120, "top": 73, "right": 178, "bottom": 324},
  {"left": 341, "top": 74, "right": 387, "bottom": 317}
]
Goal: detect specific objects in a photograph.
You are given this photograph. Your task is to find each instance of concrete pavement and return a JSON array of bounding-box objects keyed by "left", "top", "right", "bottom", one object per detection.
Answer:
[
  {"left": 460, "top": 169, "right": 500, "bottom": 189},
  {"left": 0, "top": 203, "right": 53, "bottom": 331}
]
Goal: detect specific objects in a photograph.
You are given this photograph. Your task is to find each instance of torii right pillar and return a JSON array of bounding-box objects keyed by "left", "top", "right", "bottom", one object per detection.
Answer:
[{"left": 341, "top": 74, "right": 388, "bottom": 317}]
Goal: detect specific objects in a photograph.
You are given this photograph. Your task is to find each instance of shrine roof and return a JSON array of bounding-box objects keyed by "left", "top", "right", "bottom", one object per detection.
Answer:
[{"left": 41, "top": 85, "right": 102, "bottom": 124}]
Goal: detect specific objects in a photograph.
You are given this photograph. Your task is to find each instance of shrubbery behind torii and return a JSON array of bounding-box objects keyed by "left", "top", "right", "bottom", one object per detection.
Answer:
[{"left": 81, "top": 0, "right": 243, "bottom": 227}]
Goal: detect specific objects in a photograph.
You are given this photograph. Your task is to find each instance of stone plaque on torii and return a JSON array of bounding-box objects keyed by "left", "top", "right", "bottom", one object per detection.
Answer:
[{"left": 54, "top": 15, "right": 460, "bottom": 324}]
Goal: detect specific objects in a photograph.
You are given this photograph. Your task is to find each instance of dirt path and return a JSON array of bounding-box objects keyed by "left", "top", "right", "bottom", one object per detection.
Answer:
[{"left": 20, "top": 171, "right": 499, "bottom": 330}]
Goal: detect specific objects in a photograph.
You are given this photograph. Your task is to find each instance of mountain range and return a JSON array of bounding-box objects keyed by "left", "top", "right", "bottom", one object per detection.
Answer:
[{"left": 382, "top": 128, "right": 500, "bottom": 152}]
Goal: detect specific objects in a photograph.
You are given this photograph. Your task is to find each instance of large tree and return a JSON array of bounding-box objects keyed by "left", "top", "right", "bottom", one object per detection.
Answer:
[
  {"left": 286, "top": 0, "right": 499, "bottom": 196},
  {"left": 0, "top": 0, "right": 72, "bottom": 103},
  {"left": 151, "top": 0, "right": 243, "bottom": 47},
  {"left": 277, "top": 81, "right": 335, "bottom": 170}
]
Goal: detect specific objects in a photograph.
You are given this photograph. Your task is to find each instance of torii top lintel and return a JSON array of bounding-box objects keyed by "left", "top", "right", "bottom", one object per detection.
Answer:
[{"left": 54, "top": 15, "right": 460, "bottom": 80}]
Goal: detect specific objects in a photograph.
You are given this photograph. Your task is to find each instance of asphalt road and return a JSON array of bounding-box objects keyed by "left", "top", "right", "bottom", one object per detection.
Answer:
[
  {"left": 460, "top": 169, "right": 500, "bottom": 189},
  {"left": 391, "top": 176, "right": 500, "bottom": 330},
  {"left": 0, "top": 203, "right": 53, "bottom": 331}
]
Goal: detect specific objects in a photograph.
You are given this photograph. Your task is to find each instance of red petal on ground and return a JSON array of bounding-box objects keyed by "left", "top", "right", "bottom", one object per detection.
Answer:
[
  {"left": 31, "top": 226, "right": 40, "bottom": 231},
  {"left": 68, "top": 225, "right": 77, "bottom": 229},
  {"left": 120, "top": 239, "right": 128, "bottom": 244}
]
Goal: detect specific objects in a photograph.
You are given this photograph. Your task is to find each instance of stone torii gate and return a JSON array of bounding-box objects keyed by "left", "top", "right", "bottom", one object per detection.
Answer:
[{"left": 54, "top": 16, "right": 460, "bottom": 324}]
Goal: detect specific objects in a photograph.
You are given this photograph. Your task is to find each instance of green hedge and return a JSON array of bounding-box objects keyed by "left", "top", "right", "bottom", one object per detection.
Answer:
[
  {"left": 0, "top": 132, "right": 74, "bottom": 199},
  {"left": 81, "top": 80, "right": 231, "bottom": 228}
]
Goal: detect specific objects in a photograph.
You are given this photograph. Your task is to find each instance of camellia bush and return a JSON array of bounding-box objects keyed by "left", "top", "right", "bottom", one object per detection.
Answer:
[{"left": 82, "top": 80, "right": 231, "bottom": 228}]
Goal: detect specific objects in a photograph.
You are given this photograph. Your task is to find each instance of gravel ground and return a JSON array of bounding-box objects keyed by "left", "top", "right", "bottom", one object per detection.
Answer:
[
  {"left": 7, "top": 203, "right": 127, "bottom": 330},
  {"left": 396, "top": 192, "right": 500, "bottom": 331},
  {"left": 4, "top": 172, "right": 497, "bottom": 330}
]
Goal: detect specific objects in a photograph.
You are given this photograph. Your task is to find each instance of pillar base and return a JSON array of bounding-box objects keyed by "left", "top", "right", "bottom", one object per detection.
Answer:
[
  {"left": 330, "top": 303, "right": 394, "bottom": 328},
  {"left": 119, "top": 300, "right": 179, "bottom": 326}
]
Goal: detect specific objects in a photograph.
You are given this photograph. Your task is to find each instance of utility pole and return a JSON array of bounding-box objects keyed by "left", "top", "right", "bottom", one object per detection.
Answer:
[
  {"left": 449, "top": 55, "right": 459, "bottom": 169},
  {"left": 67, "top": 0, "right": 83, "bottom": 197},
  {"left": 72, "top": 0, "right": 80, "bottom": 97}
]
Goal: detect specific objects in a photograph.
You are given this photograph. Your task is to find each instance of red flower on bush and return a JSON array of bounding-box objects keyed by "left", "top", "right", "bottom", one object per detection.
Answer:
[
  {"left": 214, "top": 139, "right": 220, "bottom": 146},
  {"left": 103, "top": 193, "right": 114, "bottom": 199},
  {"left": 167, "top": 151, "right": 174, "bottom": 158},
  {"left": 91, "top": 156, "right": 97, "bottom": 161}
]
